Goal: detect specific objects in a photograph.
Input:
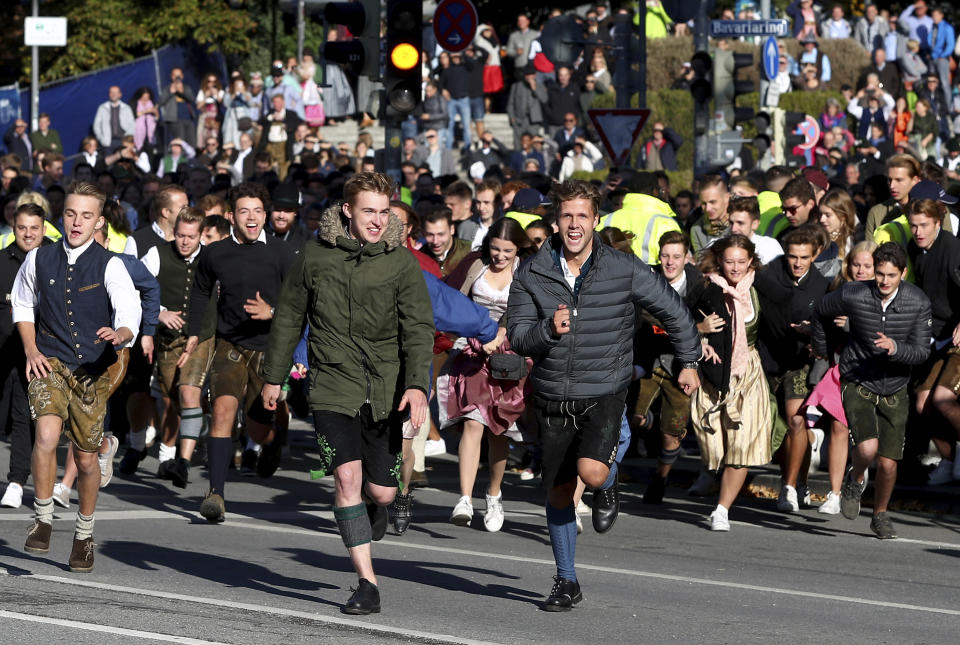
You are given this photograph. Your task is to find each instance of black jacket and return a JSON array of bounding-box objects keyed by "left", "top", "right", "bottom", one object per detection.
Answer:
[
  {"left": 0, "top": 239, "right": 53, "bottom": 352},
  {"left": 635, "top": 263, "right": 707, "bottom": 376},
  {"left": 755, "top": 258, "right": 830, "bottom": 375},
  {"left": 507, "top": 233, "right": 701, "bottom": 401},
  {"left": 908, "top": 230, "right": 960, "bottom": 341},
  {"left": 812, "top": 280, "right": 932, "bottom": 395}
]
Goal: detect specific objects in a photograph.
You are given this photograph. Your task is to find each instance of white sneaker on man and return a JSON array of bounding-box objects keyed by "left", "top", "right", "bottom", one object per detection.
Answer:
[
  {"left": 450, "top": 495, "right": 473, "bottom": 526},
  {"left": 99, "top": 435, "right": 120, "bottom": 488},
  {"left": 709, "top": 507, "right": 730, "bottom": 531},
  {"left": 1, "top": 482, "right": 23, "bottom": 508},
  {"left": 777, "top": 485, "right": 799, "bottom": 513},
  {"left": 52, "top": 482, "right": 71, "bottom": 509},
  {"left": 424, "top": 438, "right": 447, "bottom": 457},
  {"left": 928, "top": 459, "right": 955, "bottom": 486},
  {"left": 483, "top": 494, "right": 504, "bottom": 532},
  {"left": 818, "top": 491, "right": 841, "bottom": 515}
]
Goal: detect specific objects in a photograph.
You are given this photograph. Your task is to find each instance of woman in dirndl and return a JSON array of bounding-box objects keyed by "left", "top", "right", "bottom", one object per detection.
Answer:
[
  {"left": 438, "top": 218, "right": 534, "bottom": 533},
  {"left": 691, "top": 235, "right": 772, "bottom": 532}
]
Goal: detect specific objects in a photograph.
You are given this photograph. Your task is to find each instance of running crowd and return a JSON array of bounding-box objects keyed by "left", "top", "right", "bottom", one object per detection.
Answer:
[{"left": 1, "top": 3, "right": 960, "bottom": 619}]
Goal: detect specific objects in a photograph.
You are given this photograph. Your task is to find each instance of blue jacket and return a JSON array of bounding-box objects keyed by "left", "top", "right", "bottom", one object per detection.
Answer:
[
  {"left": 930, "top": 21, "right": 956, "bottom": 59},
  {"left": 114, "top": 252, "right": 161, "bottom": 337}
]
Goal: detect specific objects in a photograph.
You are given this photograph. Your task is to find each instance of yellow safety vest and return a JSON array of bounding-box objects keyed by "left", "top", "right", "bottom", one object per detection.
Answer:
[
  {"left": 505, "top": 211, "right": 542, "bottom": 229},
  {"left": 599, "top": 193, "right": 680, "bottom": 263},
  {"left": 105, "top": 223, "right": 128, "bottom": 254},
  {"left": 873, "top": 215, "right": 914, "bottom": 282},
  {"left": 758, "top": 191, "right": 788, "bottom": 239},
  {"left": 0, "top": 220, "right": 63, "bottom": 249}
]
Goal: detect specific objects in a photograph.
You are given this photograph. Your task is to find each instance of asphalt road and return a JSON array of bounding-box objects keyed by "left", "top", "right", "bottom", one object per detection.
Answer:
[{"left": 1, "top": 422, "right": 959, "bottom": 644}]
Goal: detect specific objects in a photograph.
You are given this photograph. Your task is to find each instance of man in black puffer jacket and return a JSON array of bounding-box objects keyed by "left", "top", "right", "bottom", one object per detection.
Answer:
[
  {"left": 812, "top": 242, "right": 932, "bottom": 540},
  {"left": 507, "top": 180, "right": 701, "bottom": 612}
]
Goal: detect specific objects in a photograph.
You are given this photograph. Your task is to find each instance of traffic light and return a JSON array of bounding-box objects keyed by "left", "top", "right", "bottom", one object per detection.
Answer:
[
  {"left": 690, "top": 49, "right": 712, "bottom": 174},
  {"left": 383, "top": 0, "right": 422, "bottom": 118},
  {"left": 323, "top": 0, "right": 381, "bottom": 80},
  {"left": 713, "top": 49, "right": 754, "bottom": 130},
  {"left": 773, "top": 109, "right": 806, "bottom": 166}
]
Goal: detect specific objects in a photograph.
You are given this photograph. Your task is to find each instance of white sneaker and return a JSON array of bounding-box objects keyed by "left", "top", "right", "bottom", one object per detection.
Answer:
[
  {"left": 575, "top": 499, "right": 591, "bottom": 515},
  {"left": 99, "top": 435, "right": 120, "bottom": 488},
  {"left": 483, "top": 494, "right": 504, "bottom": 532},
  {"left": 424, "top": 438, "right": 447, "bottom": 457},
  {"left": 777, "top": 485, "right": 799, "bottom": 513},
  {"left": 709, "top": 508, "right": 730, "bottom": 531},
  {"left": 1, "top": 482, "right": 23, "bottom": 508},
  {"left": 808, "top": 427, "right": 824, "bottom": 474},
  {"left": 797, "top": 483, "right": 812, "bottom": 507},
  {"left": 928, "top": 459, "right": 955, "bottom": 486},
  {"left": 144, "top": 425, "right": 157, "bottom": 448},
  {"left": 818, "top": 491, "right": 841, "bottom": 515},
  {"left": 519, "top": 468, "right": 535, "bottom": 481},
  {"left": 688, "top": 469, "right": 720, "bottom": 496},
  {"left": 52, "top": 482, "right": 71, "bottom": 509},
  {"left": 575, "top": 513, "right": 583, "bottom": 534},
  {"left": 450, "top": 495, "right": 473, "bottom": 526}
]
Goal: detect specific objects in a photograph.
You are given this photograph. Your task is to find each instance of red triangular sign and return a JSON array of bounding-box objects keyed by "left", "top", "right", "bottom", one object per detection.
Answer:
[{"left": 588, "top": 108, "right": 651, "bottom": 166}]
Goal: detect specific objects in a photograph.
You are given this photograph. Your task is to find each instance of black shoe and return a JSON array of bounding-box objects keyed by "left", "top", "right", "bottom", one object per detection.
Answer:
[
  {"left": 592, "top": 484, "right": 620, "bottom": 533},
  {"left": 643, "top": 473, "right": 666, "bottom": 505},
  {"left": 341, "top": 578, "right": 381, "bottom": 615},
  {"left": 256, "top": 440, "right": 282, "bottom": 479},
  {"left": 541, "top": 576, "right": 582, "bottom": 612},
  {"left": 158, "top": 459, "right": 175, "bottom": 480},
  {"left": 170, "top": 458, "right": 190, "bottom": 489},
  {"left": 118, "top": 448, "right": 146, "bottom": 476},
  {"left": 199, "top": 491, "right": 225, "bottom": 523},
  {"left": 239, "top": 449, "right": 258, "bottom": 477},
  {"left": 870, "top": 512, "right": 898, "bottom": 539},
  {"left": 367, "top": 502, "right": 388, "bottom": 541},
  {"left": 392, "top": 493, "right": 413, "bottom": 535}
]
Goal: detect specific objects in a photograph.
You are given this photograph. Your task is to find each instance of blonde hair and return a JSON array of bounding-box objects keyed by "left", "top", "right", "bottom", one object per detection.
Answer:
[
  {"left": 16, "top": 191, "right": 51, "bottom": 218},
  {"left": 343, "top": 171, "right": 395, "bottom": 206},
  {"left": 842, "top": 239, "right": 878, "bottom": 283},
  {"left": 820, "top": 188, "right": 857, "bottom": 253}
]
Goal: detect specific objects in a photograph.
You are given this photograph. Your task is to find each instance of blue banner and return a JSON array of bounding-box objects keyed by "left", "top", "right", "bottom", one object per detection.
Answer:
[{"left": 0, "top": 84, "right": 21, "bottom": 139}]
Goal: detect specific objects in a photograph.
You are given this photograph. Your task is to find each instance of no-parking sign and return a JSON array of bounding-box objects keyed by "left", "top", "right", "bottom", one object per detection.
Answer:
[{"left": 433, "top": 0, "right": 478, "bottom": 53}]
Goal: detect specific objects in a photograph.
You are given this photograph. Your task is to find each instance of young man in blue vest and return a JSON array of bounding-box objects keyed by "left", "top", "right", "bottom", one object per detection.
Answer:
[{"left": 14, "top": 181, "right": 141, "bottom": 572}]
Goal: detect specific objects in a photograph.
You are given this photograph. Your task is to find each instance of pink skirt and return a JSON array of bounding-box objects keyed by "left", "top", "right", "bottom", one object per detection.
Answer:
[
  {"left": 441, "top": 344, "right": 531, "bottom": 436},
  {"left": 803, "top": 364, "right": 848, "bottom": 427}
]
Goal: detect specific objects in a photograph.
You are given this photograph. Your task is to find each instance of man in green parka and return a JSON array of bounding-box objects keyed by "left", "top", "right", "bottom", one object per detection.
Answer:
[{"left": 261, "top": 171, "right": 434, "bottom": 616}]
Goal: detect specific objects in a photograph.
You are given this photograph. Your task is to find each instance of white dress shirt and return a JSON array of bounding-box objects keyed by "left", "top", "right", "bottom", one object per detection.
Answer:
[
  {"left": 123, "top": 220, "right": 168, "bottom": 258},
  {"left": 12, "top": 238, "right": 142, "bottom": 347}
]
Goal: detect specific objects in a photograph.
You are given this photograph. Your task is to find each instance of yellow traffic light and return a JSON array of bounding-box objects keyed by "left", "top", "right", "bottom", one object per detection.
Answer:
[{"left": 390, "top": 43, "right": 419, "bottom": 71}]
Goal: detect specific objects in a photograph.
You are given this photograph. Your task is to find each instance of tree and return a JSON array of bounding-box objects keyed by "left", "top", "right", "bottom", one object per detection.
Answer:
[{"left": 17, "top": 0, "right": 256, "bottom": 83}]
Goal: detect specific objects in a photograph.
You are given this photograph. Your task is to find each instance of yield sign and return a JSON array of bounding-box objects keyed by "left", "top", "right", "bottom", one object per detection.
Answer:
[
  {"left": 433, "top": 0, "right": 478, "bottom": 53},
  {"left": 587, "top": 108, "right": 652, "bottom": 166}
]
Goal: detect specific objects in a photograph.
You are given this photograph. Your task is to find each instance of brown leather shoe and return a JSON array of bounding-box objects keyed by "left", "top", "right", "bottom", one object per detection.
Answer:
[
  {"left": 69, "top": 536, "right": 95, "bottom": 572},
  {"left": 24, "top": 521, "right": 52, "bottom": 553}
]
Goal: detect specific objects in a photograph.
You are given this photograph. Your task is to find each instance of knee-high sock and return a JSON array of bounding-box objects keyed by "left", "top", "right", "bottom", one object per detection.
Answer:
[
  {"left": 545, "top": 501, "right": 577, "bottom": 581},
  {"left": 207, "top": 437, "right": 233, "bottom": 496}
]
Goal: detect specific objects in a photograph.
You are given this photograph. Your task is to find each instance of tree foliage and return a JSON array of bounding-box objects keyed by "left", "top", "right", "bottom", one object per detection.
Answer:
[{"left": 22, "top": 0, "right": 256, "bottom": 83}]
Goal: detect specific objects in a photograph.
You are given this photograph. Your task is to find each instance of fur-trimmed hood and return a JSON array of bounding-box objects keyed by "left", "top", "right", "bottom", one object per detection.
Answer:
[{"left": 317, "top": 201, "right": 406, "bottom": 251}]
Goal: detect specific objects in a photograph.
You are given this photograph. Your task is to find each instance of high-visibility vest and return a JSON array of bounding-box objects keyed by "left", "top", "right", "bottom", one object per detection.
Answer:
[
  {"left": 105, "top": 222, "right": 128, "bottom": 254},
  {"left": 0, "top": 220, "right": 63, "bottom": 249},
  {"left": 873, "top": 215, "right": 914, "bottom": 282},
  {"left": 400, "top": 186, "right": 412, "bottom": 206},
  {"left": 505, "top": 211, "right": 542, "bottom": 229},
  {"left": 598, "top": 193, "right": 680, "bottom": 263},
  {"left": 758, "top": 191, "right": 789, "bottom": 239}
]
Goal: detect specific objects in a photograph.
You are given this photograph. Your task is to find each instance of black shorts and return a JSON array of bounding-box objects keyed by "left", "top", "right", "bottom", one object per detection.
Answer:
[
  {"left": 123, "top": 341, "right": 153, "bottom": 393},
  {"left": 535, "top": 390, "right": 626, "bottom": 489},
  {"left": 313, "top": 404, "right": 403, "bottom": 488}
]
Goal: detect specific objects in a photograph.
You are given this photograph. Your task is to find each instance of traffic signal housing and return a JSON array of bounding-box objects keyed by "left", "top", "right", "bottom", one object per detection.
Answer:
[
  {"left": 384, "top": 0, "right": 422, "bottom": 118},
  {"left": 773, "top": 109, "right": 806, "bottom": 166},
  {"left": 324, "top": 0, "right": 381, "bottom": 80},
  {"left": 713, "top": 49, "right": 755, "bottom": 130}
]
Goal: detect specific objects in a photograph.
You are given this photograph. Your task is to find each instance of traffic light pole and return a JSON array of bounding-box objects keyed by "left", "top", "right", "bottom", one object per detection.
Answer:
[
  {"left": 693, "top": 3, "right": 710, "bottom": 177},
  {"left": 383, "top": 117, "right": 402, "bottom": 185}
]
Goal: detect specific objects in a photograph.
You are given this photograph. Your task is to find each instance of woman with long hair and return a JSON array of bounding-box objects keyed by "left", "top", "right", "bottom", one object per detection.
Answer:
[
  {"left": 195, "top": 74, "right": 224, "bottom": 149},
  {"left": 799, "top": 240, "right": 876, "bottom": 514},
  {"left": 132, "top": 87, "right": 158, "bottom": 149},
  {"left": 819, "top": 188, "right": 858, "bottom": 259},
  {"left": 690, "top": 234, "right": 772, "bottom": 531},
  {"left": 222, "top": 73, "right": 253, "bottom": 148},
  {"left": 439, "top": 218, "right": 535, "bottom": 532}
]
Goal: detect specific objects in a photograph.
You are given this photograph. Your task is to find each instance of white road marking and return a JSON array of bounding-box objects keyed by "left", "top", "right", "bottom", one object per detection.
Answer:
[
  {"left": 24, "top": 576, "right": 500, "bottom": 645},
  {"left": 0, "top": 609, "right": 227, "bottom": 644}
]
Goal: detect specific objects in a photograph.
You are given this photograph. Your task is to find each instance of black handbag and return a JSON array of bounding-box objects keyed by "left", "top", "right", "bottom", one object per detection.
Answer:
[{"left": 489, "top": 352, "right": 527, "bottom": 381}]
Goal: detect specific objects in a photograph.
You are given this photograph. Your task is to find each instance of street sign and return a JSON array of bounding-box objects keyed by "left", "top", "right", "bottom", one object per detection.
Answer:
[
  {"left": 796, "top": 115, "right": 821, "bottom": 150},
  {"left": 24, "top": 17, "right": 67, "bottom": 47},
  {"left": 588, "top": 108, "right": 652, "bottom": 166},
  {"left": 710, "top": 19, "right": 788, "bottom": 38},
  {"left": 762, "top": 36, "right": 779, "bottom": 81},
  {"left": 433, "top": 0, "right": 478, "bottom": 53}
]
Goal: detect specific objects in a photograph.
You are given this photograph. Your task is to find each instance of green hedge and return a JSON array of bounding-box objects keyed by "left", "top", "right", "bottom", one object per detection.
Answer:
[{"left": 589, "top": 88, "right": 846, "bottom": 192}]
